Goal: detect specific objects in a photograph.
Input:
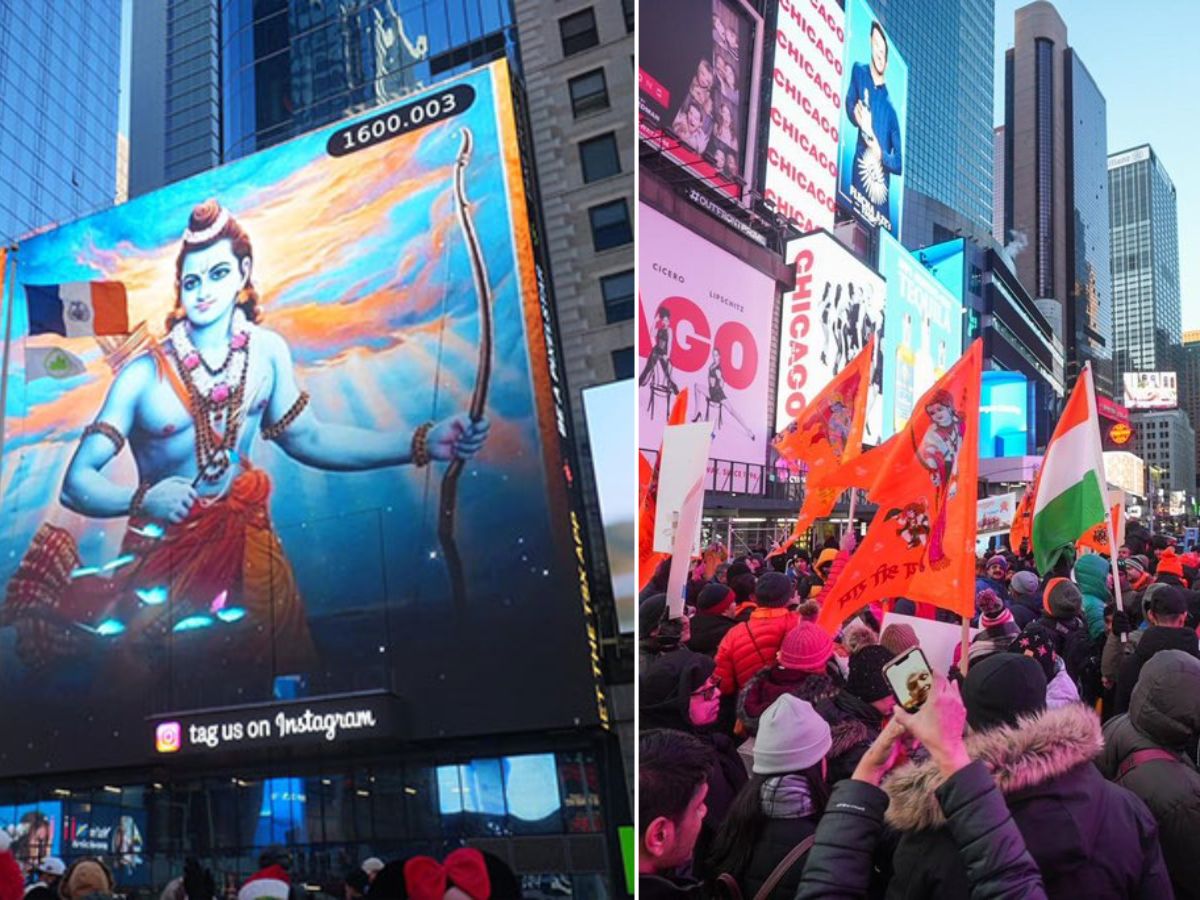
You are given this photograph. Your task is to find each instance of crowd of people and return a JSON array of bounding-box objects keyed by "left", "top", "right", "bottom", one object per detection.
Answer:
[
  {"left": 638, "top": 522, "right": 1200, "bottom": 898},
  {"left": 0, "top": 844, "right": 522, "bottom": 900}
]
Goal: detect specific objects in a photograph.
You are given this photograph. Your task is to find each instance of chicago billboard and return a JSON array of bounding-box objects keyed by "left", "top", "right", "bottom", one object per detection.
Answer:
[
  {"left": 762, "top": 0, "right": 845, "bottom": 232},
  {"left": 639, "top": 0, "right": 764, "bottom": 198},
  {"left": 776, "top": 230, "right": 886, "bottom": 444},
  {"left": 638, "top": 205, "right": 774, "bottom": 467},
  {"left": 1122, "top": 371, "right": 1178, "bottom": 410},
  {"left": 0, "top": 61, "right": 603, "bottom": 775},
  {"left": 877, "top": 230, "right": 963, "bottom": 440},
  {"left": 836, "top": 0, "right": 908, "bottom": 236}
]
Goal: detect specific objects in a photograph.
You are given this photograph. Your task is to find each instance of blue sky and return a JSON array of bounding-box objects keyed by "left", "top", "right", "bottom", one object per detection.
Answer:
[{"left": 994, "top": 0, "right": 1200, "bottom": 330}]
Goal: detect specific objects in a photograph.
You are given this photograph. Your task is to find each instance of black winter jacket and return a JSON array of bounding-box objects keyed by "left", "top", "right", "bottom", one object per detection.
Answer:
[
  {"left": 794, "top": 761, "right": 1045, "bottom": 900},
  {"left": 884, "top": 704, "right": 1172, "bottom": 899},
  {"left": 734, "top": 794, "right": 818, "bottom": 899},
  {"left": 1113, "top": 625, "right": 1200, "bottom": 716},
  {"left": 689, "top": 611, "right": 740, "bottom": 657},
  {"left": 1100, "top": 649, "right": 1200, "bottom": 900}
]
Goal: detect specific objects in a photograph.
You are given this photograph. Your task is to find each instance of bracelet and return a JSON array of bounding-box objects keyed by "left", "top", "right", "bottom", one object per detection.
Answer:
[
  {"left": 83, "top": 422, "right": 126, "bottom": 456},
  {"left": 130, "top": 482, "right": 151, "bottom": 518},
  {"left": 411, "top": 421, "right": 435, "bottom": 467},
  {"left": 262, "top": 391, "right": 310, "bottom": 442}
]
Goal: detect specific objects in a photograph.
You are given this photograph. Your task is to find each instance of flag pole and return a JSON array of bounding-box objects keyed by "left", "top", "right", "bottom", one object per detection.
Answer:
[
  {"left": 0, "top": 247, "right": 16, "bottom": 494},
  {"left": 960, "top": 617, "right": 971, "bottom": 676},
  {"left": 844, "top": 488, "right": 858, "bottom": 539}
]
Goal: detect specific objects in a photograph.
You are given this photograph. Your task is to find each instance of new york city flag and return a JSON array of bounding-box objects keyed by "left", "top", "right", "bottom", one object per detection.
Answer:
[{"left": 25, "top": 281, "right": 129, "bottom": 338}]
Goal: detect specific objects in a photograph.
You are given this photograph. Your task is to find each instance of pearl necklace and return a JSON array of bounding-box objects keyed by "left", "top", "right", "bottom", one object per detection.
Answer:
[{"left": 168, "top": 309, "right": 252, "bottom": 484}]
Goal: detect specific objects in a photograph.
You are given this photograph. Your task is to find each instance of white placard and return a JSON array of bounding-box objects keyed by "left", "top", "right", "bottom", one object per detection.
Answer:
[{"left": 653, "top": 422, "right": 713, "bottom": 553}]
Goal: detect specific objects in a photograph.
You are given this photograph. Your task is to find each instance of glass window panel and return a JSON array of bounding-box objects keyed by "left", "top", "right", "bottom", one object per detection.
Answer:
[
  {"left": 579, "top": 133, "right": 620, "bottom": 183},
  {"left": 589, "top": 200, "right": 632, "bottom": 251},
  {"left": 559, "top": 8, "right": 599, "bottom": 57}
]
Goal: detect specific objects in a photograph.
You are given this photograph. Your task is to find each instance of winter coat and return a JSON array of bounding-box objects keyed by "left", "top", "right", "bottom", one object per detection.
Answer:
[
  {"left": 1009, "top": 589, "right": 1043, "bottom": 631},
  {"left": 1045, "top": 662, "right": 1081, "bottom": 709},
  {"left": 715, "top": 608, "right": 801, "bottom": 698},
  {"left": 1072, "top": 553, "right": 1111, "bottom": 640},
  {"left": 1102, "top": 627, "right": 1142, "bottom": 685},
  {"left": 1100, "top": 650, "right": 1200, "bottom": 900},
  {"left": 738, "top": 667, "right": 872, "bottom": 783},
  {"left": 884, "top": 704, "right": 1172, "bottom": 899},
  {"left": 974, "top": 575, "right": 1011, "bottom": 606},
  {"left": 795, "top": 760, "right": 1046, "bottom": 900},
  {"left": 639, "top": 874, "right": 706, "bottom": 899},
  {"left": 729, "top": 775, "right": 820, "bottom": 899},
  {"left": 688, "top": 611, "right": 739, "bottom": 657},
  {"left": 1114, "top": 625, "right": 1200, "bottom": 716}
]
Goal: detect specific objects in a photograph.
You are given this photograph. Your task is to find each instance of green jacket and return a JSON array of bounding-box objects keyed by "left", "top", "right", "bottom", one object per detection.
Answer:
[{"left": 1073, "top": 553, "right": 1110, "bottom": 641}]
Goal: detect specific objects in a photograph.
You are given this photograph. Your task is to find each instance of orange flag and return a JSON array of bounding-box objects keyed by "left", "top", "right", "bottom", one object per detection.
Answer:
[
  {"left": 1077, "top": 504, "right": 1122, "bottom": 555},
  {"left": 773, "top": 337, "right": 874, "bottom": 549},
  {"left": 638, "top": 389, "right": 690, "bottom": 589},
  {"left": 817, "top": 340, "right": 983, "bottom": 633},
  {"left": 1009, "top": 479, "right": 1036, "bottom": 554}
]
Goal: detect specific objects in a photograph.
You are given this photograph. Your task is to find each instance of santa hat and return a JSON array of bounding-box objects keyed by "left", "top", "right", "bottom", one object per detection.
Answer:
[
  {"left": 0, "top": 831, "right": 21, "bottom": 900},
  {"left": 238, "top": 865, "right": 291, "bottom": 900}
]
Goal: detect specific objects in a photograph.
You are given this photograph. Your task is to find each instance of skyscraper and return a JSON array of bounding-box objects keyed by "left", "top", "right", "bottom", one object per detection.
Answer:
[
  {"left": 1107, "top": 145, "right": 1181, "bottom": 385},
  {"left": 1178, "top": 331, "right": 1200, "bottom": 492},
  {"left": 865, "top": 0, "right": 996, "bottom": 247},
  {"left": 1002, "top": 1, "right": 1113, "bottom": 395},
  {"left": 0, "top": 4, "right": 122, "bottom": 241}
]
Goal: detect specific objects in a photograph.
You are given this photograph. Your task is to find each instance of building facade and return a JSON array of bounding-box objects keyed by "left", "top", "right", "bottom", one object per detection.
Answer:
[
  {"left": 1133, "top": 407, "right": 1196, "bottom": 501},
  {"left": 1003, "top": 1, "right": 1113, "bottom": 395},
  {"left": 867, "top": 0, "right": 996, "bottom": 247},
  {"left": 1107, "top": 145, "right": 1181, "bottom": 385},
  {"left": 1178, "top": 331, "right": 1200, "bottom": 492},
  {"left": 0, "top": 3, "right": 122, "bottom": 241}
]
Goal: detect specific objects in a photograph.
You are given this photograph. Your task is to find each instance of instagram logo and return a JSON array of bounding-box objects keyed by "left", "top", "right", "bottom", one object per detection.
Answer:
[{"left": 156, "top": 721, "right": 182, "bottom": 754}]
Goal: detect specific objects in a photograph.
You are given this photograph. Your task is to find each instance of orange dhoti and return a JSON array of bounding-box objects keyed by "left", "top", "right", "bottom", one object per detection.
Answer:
[{"left": 4, "top": 466, "right": 316, "bottom": 671}]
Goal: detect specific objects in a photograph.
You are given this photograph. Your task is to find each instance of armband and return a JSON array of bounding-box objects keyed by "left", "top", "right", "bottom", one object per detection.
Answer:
[
  {"left": 83, "top": 421, "right": 126, "bottom": 456},
  {"left": 262, "top": 391, "right": 310, "bottom": 442}
]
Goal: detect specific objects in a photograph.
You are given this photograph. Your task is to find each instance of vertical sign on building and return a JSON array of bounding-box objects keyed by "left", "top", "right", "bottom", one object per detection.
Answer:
[{"left": 762, "top": 1, "right": 846, "bottom": 232}]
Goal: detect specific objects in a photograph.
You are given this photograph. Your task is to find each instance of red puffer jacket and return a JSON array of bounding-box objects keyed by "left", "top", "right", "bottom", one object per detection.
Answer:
[{"left": 715, "top": 607, "right": 800, "bottom": 696}]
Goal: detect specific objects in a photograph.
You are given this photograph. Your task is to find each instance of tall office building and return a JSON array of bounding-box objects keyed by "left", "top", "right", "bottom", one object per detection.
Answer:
[
  {"left": 130, "top": 0, "right": 517, "bottom": 195},
  {"left": 992, "top": 126, "right": 1006, "bottom": 245},
  {"left": 0, "top": 4, "right": 122, "bottom": 241},
  {"left": 1107, "top": 145, "right": 1181, "bottom": 385},
  {"left": 1178, "top": 331, "right": 1200, "bottom": 491},
  {"left": 866, "top": 0, "right": 996, "bottom": 247},
  {"left": 1002, "top": 1, "right": 1113, "bottom": 395},
  {"left": 1133, "top": 408, "right": 1196, "bottom": 505}
]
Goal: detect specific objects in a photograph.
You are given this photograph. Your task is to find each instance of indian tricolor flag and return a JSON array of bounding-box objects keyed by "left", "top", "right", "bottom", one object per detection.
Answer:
[
  {"left": 1032, "top": 364, "right": 1109, "bottom": 574},
  {"left": 25, "top": 281, "right": 128, "bottom": 338}
]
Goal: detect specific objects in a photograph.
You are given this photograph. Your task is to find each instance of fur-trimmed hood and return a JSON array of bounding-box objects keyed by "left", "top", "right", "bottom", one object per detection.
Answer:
[{"left": 884, "top": 703, "right": 1103, "bottom": 832}]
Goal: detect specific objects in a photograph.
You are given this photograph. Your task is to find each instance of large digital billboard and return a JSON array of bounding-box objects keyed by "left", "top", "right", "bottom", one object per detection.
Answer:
[
  {"left": 638, "top": 205, "right": 774, "bottom": 467},
  {"left": 980, "top": 371, "right": 1029, "bottom": 458},
  {"left": 776, "top": 230, "right": 886, "bottom": 443},
  {"left": 581, "top": 380, "right": 635, "bottom": 634},
  {"left": 762, "top": 0, "right": 845, "bottom": 232},
  {"left": 0, "top": 61, "right": 603, "bottom": 776},
  {"left": 1122, "top": 371, "right": 1178, "bottom": 410},
  {"left": 836, "top": 0, "right": 908, "bottom": 236},
  {"left": 639, "top": 0, "right": 764, "bottom": 198},
  {"left": 877, "top": 230, "right": 963, "bottom": 439}
]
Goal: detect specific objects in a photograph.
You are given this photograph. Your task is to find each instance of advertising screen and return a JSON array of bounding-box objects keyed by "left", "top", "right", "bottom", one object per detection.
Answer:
[
  {"left": 0, "top": 61, "right": 603, "bottom": 776},
  {"left": 877, "top": 230, "right": 964, "bottom": 440},
  {"left": 639, "top": 0, "right": 764, "bottom": 198},
  {"left": 977, "top": 492, "right": 1017, "bottom": 535},
  {"left": 0, "top": 803, "right": 61, "bottom": 869},
  {"left": 638, "top": 205, "right": 774, "bottom": 466},
  {"left": 776, "top": 231, "right": 886, "bottom": 443},
  {"left": 836, "top": 0, "right": 908, "bottom": 236},
  {"left": 581, "top": 380, "right": 635, "bottom": 634},
  {"left": 1122, "top": 371, "right": 1178, "bottom": 410},
  {"left": 762, "top": 0, "right": 845, "bottom": 232},
  {"left": 980, "top": 371, "right": 1029, "bottom": 458}
]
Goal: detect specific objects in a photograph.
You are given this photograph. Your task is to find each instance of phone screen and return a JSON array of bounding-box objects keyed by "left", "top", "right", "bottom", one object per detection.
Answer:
[{"left": 883, "top": 647, "right": 933, "bottom": 712}]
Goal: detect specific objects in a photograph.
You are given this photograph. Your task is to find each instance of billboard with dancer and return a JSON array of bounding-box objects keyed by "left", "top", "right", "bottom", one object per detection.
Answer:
[
  {"left": 638, "top": 205, "right": 774, "bottom": 466},
  {"left": 0, "top": 61, "right": 603, "bottom": 775}
]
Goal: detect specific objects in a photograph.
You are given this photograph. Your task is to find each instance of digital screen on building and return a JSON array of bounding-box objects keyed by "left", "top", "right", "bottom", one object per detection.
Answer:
[
  {"left": 638, "top": 205, "right": 774, "bottom": 468},
  {"left": 581, "top": 380, "right": 635, "bottom": 634},
  {"left": 876, "top": 230, "right": 963, "bottom": 440},
  {"left": 762, "top": 0, "right": 845, "bottom": 232},
  {"left": 0, "top": 803, "right": 62, "bottom": 869},
  {"left": 980, "top": 371, "right": 1029, "bottom": 458},
  {"left": 918, "top": 238, "right": 966, "bottom": 302},
  {"left": 836, "top": 0, "right": 908, "bottom": 236},
  {"left": 639, "top": 0, "right": 764, "bottom": 198},
  {"left": 776, "top": 230, "right": 886, "bottom": 443},
  {"left": 0, "top": 61, "right": 603, "bottom": 777},
  {"left": 1122, "top": 371, "right": 1178, "bottom": 410}
]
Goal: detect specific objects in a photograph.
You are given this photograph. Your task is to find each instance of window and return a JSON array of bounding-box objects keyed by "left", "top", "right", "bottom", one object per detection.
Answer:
[
  {"left": 568, "top": 68, "right": 608, "bottom": 117},
  {"left": 612, "top": 347, "right": 634, "bottom": 380},
  {"left": 622, "top": 0, "right": 634, "bottom": 32},
  {"left": 589, "top": 199, "right": 632, "bottom": 251},
  {"left": 559, "top": 8, "right": 599, "bottom": 57},
  {"left": 600, "top": 270, "right": 634, "bottom": 323},
  {"left": 579, "top": 133, "right": 620, "bottom": 183}
]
